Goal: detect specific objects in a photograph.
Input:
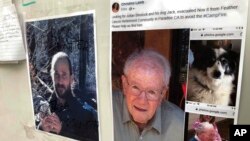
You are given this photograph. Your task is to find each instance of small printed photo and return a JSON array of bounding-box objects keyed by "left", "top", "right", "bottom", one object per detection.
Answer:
[
  {"left": 25, "top": 12, "right": 99, "bottom": 141},
  {"left": 185, "top": 113, "right": 233, "bottom": 141},
  {"left": 112, "top": 2, "right": 120, "bottom": 13},
  {"left": 187, "top": 40, "right": 241, "bottom": 106},
  {"left": 112, "top": 29, "right": 189, "bottom": 141}
]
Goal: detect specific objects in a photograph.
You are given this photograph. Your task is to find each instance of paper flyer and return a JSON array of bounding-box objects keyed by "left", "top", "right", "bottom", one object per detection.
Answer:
[
  {"left": 111, "top": 0, "right": 248, "bottom": 141},
  {"left": 25, "top": 11, "right": 99, "bottom": 141},
  {"left": 0, "top": 4, "right": 25, "bottom": 62}
]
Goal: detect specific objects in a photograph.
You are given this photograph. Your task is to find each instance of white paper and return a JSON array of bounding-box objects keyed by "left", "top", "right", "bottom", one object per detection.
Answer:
[
  {"left": 111, "top": 0, "right": 248, "bottom": 140},
  {"left": 111, "top": 0, "right": 248, "bottom": 31},
  {"left": 0, "top": 0, "right": 11, "bottom": 6},
  {"left": 0, "top": 4, "right": 25, "bottom": 62}
]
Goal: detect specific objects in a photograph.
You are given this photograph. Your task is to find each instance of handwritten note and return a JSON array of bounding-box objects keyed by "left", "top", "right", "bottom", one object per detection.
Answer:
[{"left": 0, "top": 4, "right": 25, "bottom": 62}]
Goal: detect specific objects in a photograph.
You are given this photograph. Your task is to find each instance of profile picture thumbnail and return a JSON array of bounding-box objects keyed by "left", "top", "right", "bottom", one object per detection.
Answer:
[{"left": 112, "top": 2, "right": 120, "bottom": 13}]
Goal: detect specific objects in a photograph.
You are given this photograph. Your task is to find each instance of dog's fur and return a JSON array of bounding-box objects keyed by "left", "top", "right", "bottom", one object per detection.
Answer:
[{"left": 187, "top": 45, "right": 238, "bottom": 106}]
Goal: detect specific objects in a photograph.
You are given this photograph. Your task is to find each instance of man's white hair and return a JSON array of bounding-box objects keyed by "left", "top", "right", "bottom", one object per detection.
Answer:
[
  {"left": 123, "top": 49, "right": 171, "bottom": 87},
  {"left": 194, "top": 122, "right": 214, "bottom": 134}
]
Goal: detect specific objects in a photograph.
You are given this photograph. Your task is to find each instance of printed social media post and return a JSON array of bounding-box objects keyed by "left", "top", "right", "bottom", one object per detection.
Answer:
[{"left": 110, "top": 0, "right": 248, "bottom": 140}]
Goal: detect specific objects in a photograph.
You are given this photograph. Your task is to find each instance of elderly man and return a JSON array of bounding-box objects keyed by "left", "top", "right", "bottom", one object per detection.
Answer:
[
  {"left": 190, "top": 122, "right": 221, "bottom": 141},
  {"left": 113, "top": 49, "right": 184, "bottom": 141},
  {"left": 38, "top": 52, "right": 98, "bottom": 141}
]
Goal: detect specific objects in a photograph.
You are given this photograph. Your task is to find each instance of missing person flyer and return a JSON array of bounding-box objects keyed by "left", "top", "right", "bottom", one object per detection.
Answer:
[{"left": 111, "top": 0, "right": 248, "bottom": 141}]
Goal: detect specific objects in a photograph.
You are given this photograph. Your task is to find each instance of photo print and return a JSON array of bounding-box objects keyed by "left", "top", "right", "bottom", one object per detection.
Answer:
[{"left": 25, "top": 11, "right": 99, "bottom": 141}]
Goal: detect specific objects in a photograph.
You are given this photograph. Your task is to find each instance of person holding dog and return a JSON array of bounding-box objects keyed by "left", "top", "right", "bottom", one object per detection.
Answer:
[
  {"left": 197, "top": 115, "right": 222, "bottom": 141},
  {"left": 113, "top": 49, "right": 184, "bottom": 141},
  {"left": 190, "top": 122, "right": 221, "bottom": 141}
]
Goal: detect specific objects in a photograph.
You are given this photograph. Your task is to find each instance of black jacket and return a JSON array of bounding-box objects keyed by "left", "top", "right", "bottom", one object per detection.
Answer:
[{"left": 47, "top": 92, "right": 99, "bottom": 141}]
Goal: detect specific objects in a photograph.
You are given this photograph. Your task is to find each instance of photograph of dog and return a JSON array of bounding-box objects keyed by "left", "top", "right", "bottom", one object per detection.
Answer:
[{"left": 187, "top": 40, "right": 240, "bottom": 106}]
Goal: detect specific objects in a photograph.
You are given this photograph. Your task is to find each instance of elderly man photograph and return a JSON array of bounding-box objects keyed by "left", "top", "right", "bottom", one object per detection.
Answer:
[
  {"left": 113, "top": 49, "right": 184, "bottom": 141},
  {"left": 190, "top": 122, "right": 221, "bottom": 141}
]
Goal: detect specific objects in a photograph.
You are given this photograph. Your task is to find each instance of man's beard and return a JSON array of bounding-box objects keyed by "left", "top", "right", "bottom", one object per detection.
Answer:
[{"left": 55, "top": 84, "right": 71, "bottom": 99}]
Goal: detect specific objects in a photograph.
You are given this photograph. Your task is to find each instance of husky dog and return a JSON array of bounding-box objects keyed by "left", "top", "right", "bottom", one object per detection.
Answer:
[{"left": 187, "top": 45, "right": 238, "bottom": 106}]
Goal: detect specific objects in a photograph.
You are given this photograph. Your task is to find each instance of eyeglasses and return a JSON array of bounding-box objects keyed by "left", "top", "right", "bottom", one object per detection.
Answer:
[{"left": 124, "top": 75, "right": 164, "bottom": 101}]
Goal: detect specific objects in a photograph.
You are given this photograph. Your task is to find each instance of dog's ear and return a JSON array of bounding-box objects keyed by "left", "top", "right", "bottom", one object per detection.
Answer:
[
  {"left": 190, "top": 45, "right": 202, "bottom": 59},
  {"left": 223, "top": 43, "right": 233, "bottom": 51},
  {"left": 190, "top": 41, "right": 210, "bottom": 56},
  {"left": 190, "top": 45, "right": 216, "bottom": 70},
  {"left": 228, "top": 50, "right": 240, "bottom": 72},
  {"left": 191, "top": 45, "right": 211, "bottom": 59},
  {"left": 190, "top": 41, "right": 202, "bottom": 53}
]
